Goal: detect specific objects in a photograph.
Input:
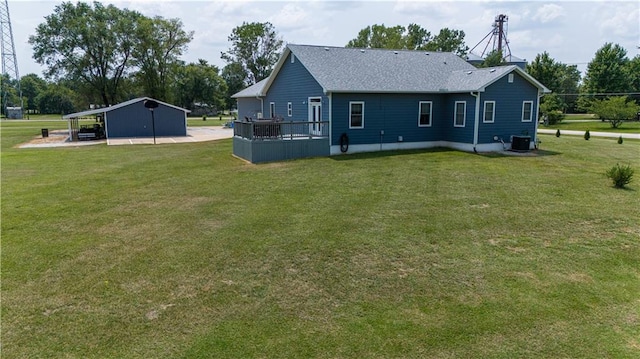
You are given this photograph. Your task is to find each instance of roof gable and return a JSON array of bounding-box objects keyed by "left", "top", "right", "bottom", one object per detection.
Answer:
[
  {"left": 257, "top": 44, "right": 550, "bottom": 96},
  {"left": 231, "top": 78, "right": 268, "bottom": 98},
  {"left": 63, "top": 97, "right": 190, "bottom": 119}
]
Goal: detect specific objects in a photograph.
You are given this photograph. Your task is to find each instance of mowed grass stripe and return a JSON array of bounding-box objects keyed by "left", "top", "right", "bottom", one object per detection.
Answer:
[{"left": 2, "top": 123, "right": 639, "bottom": 358}]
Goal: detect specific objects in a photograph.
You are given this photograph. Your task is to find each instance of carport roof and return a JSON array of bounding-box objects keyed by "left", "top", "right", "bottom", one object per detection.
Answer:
[{"left": 63, "top": 97, "right": 190, "bottom": 119}]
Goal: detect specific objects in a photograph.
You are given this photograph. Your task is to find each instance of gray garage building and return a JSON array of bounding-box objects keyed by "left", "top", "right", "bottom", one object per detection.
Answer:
[{"left": 63, "top": 97, "right": 190, "bottom": 140}]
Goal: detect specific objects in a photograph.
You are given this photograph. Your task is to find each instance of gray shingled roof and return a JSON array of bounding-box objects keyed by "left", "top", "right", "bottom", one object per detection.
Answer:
[
  {"left": 231, "top": 78, "right": 268, "bottom": 98},
  {"left": 63, "top": 97, "right": 190, "bottom": 119},
  {"left": 287, "top": 44, "right": 475, "bottom": 93},
  {"left": 445, "top": 66, "right": 516, "bottom": 92},
  {"left": 234, "top": 44, "right": 549, "bottom": 97}
]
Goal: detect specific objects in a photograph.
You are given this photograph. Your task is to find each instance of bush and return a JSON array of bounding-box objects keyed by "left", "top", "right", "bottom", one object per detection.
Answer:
[
  {"left": 584, "top": 130, "right": 590, "bottom": 140},
  {"left": 545, "top": 110, "right": 565, "bottom": 125},
  {"left": 202, "top": 115, "right": 207, "bottom": 121},
  {"left": 618, "top": 136, "right": 623, "bottom": 144},
  {"left": 605, "top": 163, "right": 634, "bottom": 188}
]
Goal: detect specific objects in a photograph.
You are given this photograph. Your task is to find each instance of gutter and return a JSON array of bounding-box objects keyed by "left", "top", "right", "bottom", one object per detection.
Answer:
[{"left": 471, "top": 91, "right": 481, "bottom": 152}]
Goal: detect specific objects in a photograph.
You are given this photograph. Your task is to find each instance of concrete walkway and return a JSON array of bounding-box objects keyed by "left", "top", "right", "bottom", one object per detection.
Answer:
[
  {"left": 537, "top": 129, "right": 640, "bottom": 139},
  {"left": 18, "top": 126, "right": 233, "bottom": 148}
]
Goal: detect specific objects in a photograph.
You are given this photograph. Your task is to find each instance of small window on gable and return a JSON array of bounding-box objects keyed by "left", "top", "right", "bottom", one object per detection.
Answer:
[
  {"left": 270, "top": 102, "right": 275, "bottom": 118},
  {"left": 418, "top": 101, "right": 432, "bottom": 127},
  {"left": 349, "top": 101, "right": 364, "bottom": 129},
  {"left": 522, "top": 101, "right": 533, "bottom": 122},
  {"left": 287, "top": 102, "right": 292, "bottom": 117},
  {"left": 508, "top": 73, "right": 514, "bottom": 83},
  {"left": 483, "top": 101, "right": 495, "bottom": 123},
  {"left": 454, "top": 101, "right": 466, "bottom": 127},
  {"left": 291, "top": 54, "right": 295, "bottom": 64}
]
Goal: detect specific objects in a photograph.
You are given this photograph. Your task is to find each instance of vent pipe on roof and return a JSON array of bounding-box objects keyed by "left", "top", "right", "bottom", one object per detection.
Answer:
[
  {"left": 360, "top": 49, "right": 365, "bottom": 53},
  {"left": 394, "top": 51, "right": 398, "bottom": 54},
  {"left": 324, "top": 47, "right": 329, "bottom": 51}
]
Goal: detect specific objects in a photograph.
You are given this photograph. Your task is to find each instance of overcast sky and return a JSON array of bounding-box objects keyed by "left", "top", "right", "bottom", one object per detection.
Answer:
[{"left": 7, "top": 0, "right": 640, "bottom": 80}]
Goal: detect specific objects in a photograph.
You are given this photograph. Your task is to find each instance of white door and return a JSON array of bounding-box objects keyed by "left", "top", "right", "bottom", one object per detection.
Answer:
[{"left": 308, "top": 98, "right": 322, "bottom": 136}]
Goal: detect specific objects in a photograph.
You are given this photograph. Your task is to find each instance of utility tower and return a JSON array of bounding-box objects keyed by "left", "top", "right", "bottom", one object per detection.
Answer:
[
  {"left": 0, "top": 0, "right": 23, "bottom": 118},
  {"left": 469, "top": 14, "right": 513, "bottom": 61}
]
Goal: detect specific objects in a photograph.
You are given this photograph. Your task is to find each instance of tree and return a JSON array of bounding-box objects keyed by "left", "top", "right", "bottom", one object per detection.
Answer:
[
  {"left": 582, "top": 43, "right": 631, "bottom": 94},
  {"left": 627, "top": 55, "right": 640, "bottom": 92},
  {"left": 134, "top": 16, "right": 193, "bottom": 102},
  {"left": 221, "top": 62, "right": 247, "bottom": 110},
  {"left": 346, "top": 24, "right": 406, "bottom": 49},
  {"left": 477, "top": 50, "right": 505, "bottom": 68},
  {"left": 174, "top": 60, "right": 227, "bottom": 113},
  {"left": 345, "top": 24, "right": 468, "bottom": 56},
  {"left": 526, "top": 52, "right": 582, "bottom": 112},
  {"left": 20, "top": 74, "right": 47, "bottom": 113},
  {"left": 423, "top": 28, "right": 468, "bottom": 56},
  {"left": 404, "top": 23, "right": 431, "bottom": 50},
  {"left": 1, "top": 74, "right": 20, "bottom": 114},
  {"left": 29, "top": 1, "right": 142, "bottom": 106},
  {"left": 526, "top": 52, "right": 561, "bottom": 92},
  {"left": 589, "top": 96, "right": 640, "bottom": 128},
  {"left": 221, "top": 22, "right": 283, "bottom": 85},
  {"left": 36, "top": 83, "right": 75, "bottom": 114}
]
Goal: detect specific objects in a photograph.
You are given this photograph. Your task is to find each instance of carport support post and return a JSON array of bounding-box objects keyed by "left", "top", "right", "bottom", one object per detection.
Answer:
[
  {"left": 151, "top": 109, "right": 156, "bottom": 144},
  {"left": 144, "top": 99, "right": 160, "bottom": 144}
]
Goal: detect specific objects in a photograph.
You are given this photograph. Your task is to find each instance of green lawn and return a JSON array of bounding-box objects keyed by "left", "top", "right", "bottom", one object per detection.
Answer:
[
  {"left": 542, "top": 114, "right": 640, "bottom": 133},
  {"left": 2, "top": 121, "right": 639, "bottom": 358}
]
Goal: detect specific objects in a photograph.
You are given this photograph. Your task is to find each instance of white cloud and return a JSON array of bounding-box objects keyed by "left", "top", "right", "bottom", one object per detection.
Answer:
[
  {"left": 533, "top": 4, "right": 565, "bottom": 23},
  {"left": 597, "top": 2, "right": 640, "bottom": 39},
  {"left": 268, "top": 3, "right": 309, "bottom": 31}
]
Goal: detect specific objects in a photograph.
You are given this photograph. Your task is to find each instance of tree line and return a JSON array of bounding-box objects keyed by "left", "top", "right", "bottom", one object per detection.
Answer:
[{"left": 3, "top": 1, "right": 639, "bottom": 120}]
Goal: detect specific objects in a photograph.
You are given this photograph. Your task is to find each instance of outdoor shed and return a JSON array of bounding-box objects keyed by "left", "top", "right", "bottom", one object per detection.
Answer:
[
  {"left": 63, "top": 97, "right": 190, "bottom": 140},
  {"left": 232, "top": 44, "right": 550, "bottom": 163}
]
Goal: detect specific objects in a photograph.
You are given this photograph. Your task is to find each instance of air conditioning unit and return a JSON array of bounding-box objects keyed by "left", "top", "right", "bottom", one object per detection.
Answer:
[{"left": 511, "top": 136, "right": 531, "bottom": 152}]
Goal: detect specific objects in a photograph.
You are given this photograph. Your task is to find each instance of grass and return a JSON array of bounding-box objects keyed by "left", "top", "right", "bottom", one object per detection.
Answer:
[
  {"left": 542, "top": 114, "right": 640, "bottom": 133},
  {"left": 2, "top": 121, "right": 639, "bottom": 358}
]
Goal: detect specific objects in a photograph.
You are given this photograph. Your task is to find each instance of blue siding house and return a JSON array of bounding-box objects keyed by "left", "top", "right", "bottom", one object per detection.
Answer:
[
  {"left": 63, "top": 97, "right": 190, "bottom": 140},
  {"left": 233, "top": 44, "right": 549, "bottom": 163}
]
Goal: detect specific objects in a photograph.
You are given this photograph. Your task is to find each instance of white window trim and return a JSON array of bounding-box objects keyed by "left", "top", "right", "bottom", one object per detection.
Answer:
[
  {"left": 454, "top": 101, "right": 466, "bottom": 127},
  {"left": 287, "top": 102, "right": 292, "bottom": 117},
  {"left": 508, "top": 73, "right": 514, "bottom": 83},
  {"left": 418, "top": 101, "right": 433, "bottom": 127},
  {"left": 483, "top": 101, "right": 495, "bottom": 123},
  {"left": 270, "top": 102, "right": 275, "bottom": 118},
  {"left": 349, "top": 101, "right": 365, "bottom": 129},
  {"left": 291, "top": 54, "right": 295, "bottom": 64},
  {"left": 521, "top": 101, "right": 533, "bottom": 122}
]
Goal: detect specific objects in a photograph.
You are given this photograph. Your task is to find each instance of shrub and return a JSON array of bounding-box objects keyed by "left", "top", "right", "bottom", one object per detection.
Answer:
[
  {"left": 605, "top": 163, "right": 634, "bottom": 188},
  {"left": 202, "top": 115, "right": 207, "bottom": 121},
  {"left": 618, "top": 136, "right": 623, "bottom": 144},
  {"left": 556, "top": 129, "right": 561, "bottom": 137},
  {"left": 546, "top": 110, "right": 565, "bottom": 125},
  {"left": 584, "top": 130, "right": 590, "bottom": 140}
]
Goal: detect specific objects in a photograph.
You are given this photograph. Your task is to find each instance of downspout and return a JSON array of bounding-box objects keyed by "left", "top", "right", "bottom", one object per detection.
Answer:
[
  {"left": 534, "top": 90, "right": 542, "bottom": 149},
  {"left": 471, "top": 91, "right": 481, "bottom": 153},
  {"left": 327, "top": 92, "right": 332, "bottom": 149}
]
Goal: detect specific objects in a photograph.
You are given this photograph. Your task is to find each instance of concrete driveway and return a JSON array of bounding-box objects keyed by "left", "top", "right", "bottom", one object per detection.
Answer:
[
  {"left": 18, "top": 126, "right": 233, "bottom": 148},
  {"left": 107, "top": 126, "right": 233, "bottom": 145}
]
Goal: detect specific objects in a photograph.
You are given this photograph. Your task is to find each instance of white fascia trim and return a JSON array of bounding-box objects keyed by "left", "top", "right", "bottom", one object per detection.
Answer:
[{"left": 329, "top": 140, "right": 509, "bottom": 156}]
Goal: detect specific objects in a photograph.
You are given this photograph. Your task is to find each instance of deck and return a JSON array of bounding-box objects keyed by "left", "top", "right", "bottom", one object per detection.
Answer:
[{"left": 232, "top": 119, "right": 330, "bottom": 163}]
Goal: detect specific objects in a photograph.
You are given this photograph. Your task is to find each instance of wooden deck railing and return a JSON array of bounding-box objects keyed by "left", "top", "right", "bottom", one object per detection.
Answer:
[{"left": 233, "top": 119, "right": 329, "bottom": 140}]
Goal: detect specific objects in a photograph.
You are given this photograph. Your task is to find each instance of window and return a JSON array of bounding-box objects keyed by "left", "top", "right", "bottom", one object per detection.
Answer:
[
  {"left": 349, "top": 102, "right": 364, "bottom": 129},
  {"left": 291, "top": 54, "right": 295, "bottom": 63},
  {"left": 522, "top": 101, "right": 533, "bottom": 122},
  {"left": 483, "top": 101, "right": 495, "bottom": 123},
  {"left": 269, "top": 102, "right": 275, "bottom": 118},
  {"left": 454, "top": 101, "right": 466, "bottom": 127},
  {"left": 418, "top": 101, "right": 432, "bottom": 127},
  {"left": 287, "top": 102, "right": 292, "bottom": 117},
  {"left": 508, "top": 73, "right": 514, "bottom": 83}
]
